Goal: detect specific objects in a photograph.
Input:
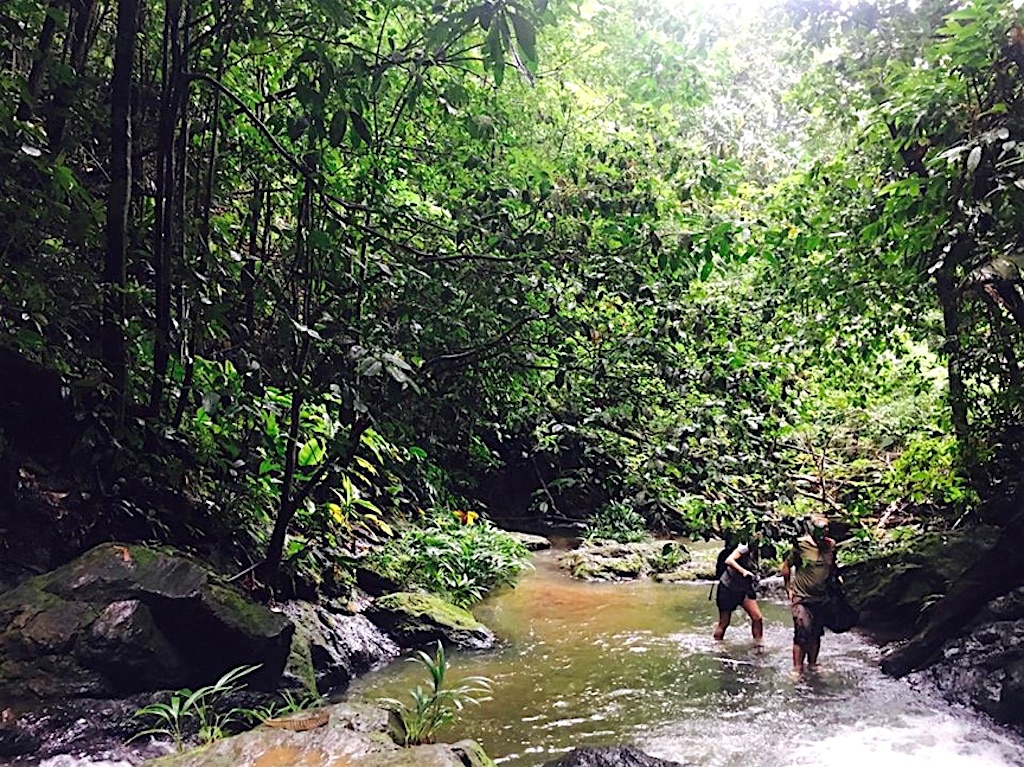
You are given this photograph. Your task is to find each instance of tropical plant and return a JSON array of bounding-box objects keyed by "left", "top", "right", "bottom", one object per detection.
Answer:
[
  {"left": 367, "top": 514, "right": 531, "bottom": 607},
  {"left": 128, "top": 665, "right": 260, "bottom": 751},
  {"left": 584, "top": 502, "right": 649, "bottom": 543},
  {"left": 380, "top": 642, "right": 492, "bottom": 747},
  {"left": 242, "top": 689, "right": 327, "bottom": 726}
]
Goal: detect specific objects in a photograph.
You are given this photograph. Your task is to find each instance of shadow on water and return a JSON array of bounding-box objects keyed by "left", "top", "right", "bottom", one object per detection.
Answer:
[{"left": 347, "top": 548, "right": 1024, "bottom": 767}]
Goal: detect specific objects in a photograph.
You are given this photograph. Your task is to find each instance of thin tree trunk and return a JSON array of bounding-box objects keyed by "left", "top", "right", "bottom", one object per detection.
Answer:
[
  {"left": 148, "top": 0, "right": 186, "bottom": 416},
  {"left": 935, "top": 265, "right": 970, "bottom": 457},
  {"left": 19, "top": 0, "right": 62, "bottom": 118},
  {"left": 103, "top": 0, "right": 139, "bottom": 428},
  {"left": 47, "top": 0, "right": 96, "bottom": 150}
]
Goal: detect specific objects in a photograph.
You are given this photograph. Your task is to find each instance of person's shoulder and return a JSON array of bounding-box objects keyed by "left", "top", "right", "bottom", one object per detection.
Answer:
[{"left": 735, "top": 543, "right": 750, "bottom": 555}]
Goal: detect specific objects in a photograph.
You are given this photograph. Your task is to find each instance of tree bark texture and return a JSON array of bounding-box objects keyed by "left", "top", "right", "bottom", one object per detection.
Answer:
[{"left": 103, "top": 0, "right": 140, "bottom": 426}]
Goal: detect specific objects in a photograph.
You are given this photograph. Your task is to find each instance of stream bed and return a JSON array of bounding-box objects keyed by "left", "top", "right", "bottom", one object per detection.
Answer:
[{"left": 347, "top": 548, "right": 1024, "bottom": 767}]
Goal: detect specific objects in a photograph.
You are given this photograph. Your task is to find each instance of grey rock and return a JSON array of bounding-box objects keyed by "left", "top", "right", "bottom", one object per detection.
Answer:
[
  {"left": 144, "top": 702, "right": 495, "bottom": 767},
  {"left": 506, "top": 531, "right": 552, "bottom": 551},
  {"left": 280, "top": 601, "right": 399, "bottom": 693},
  {"left": 543, "top": 746, "right": 688, "bottom": 767},
  {"left": 0, "top": 544, "right": 294, "bottom": 700}
]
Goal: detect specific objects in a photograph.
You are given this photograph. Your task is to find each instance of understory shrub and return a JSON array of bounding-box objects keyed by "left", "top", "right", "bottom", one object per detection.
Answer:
[
  {"left": 366, "top": 514, "right": 531, "bottom": 607},
  {"left": 584, "top": 502, "right": 648, "bottom": 543}
]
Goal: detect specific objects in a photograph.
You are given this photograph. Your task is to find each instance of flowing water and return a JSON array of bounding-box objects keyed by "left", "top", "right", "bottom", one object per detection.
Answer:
[{"left": 347, "top": 547, "right": 1024, "bottom": 767}]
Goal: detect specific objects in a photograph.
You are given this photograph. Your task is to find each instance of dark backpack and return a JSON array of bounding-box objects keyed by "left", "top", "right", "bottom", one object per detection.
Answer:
[{"left": 708, "top": 545, "right": 733, "bottom": 600}]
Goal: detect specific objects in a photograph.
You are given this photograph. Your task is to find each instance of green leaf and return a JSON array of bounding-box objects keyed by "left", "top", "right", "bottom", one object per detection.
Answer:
[
  {"left": 509, "top": 13, "right": 538, "bottom": 65},
  {"left": 486, "top": 25, "right": 505, "bottom": 85},
  {"left": 298, "top": 437, "right": 325, "bottom": 467},
  {"left": 350, "top": 110, "right": 372, "bottom": 146},
  {"left": 329, "top": 110, "right": 348, "bottom": 147}
]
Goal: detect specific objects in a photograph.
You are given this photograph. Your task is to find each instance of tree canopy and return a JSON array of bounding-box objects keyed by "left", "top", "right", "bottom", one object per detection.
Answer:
[{"left": 2, "top": 0, "right": 1022, "bottom": 589}]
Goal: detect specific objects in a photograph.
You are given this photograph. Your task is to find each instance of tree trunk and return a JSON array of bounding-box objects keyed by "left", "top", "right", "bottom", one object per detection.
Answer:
[
  {"left": 148, "top": 0, "right": 185, "bottom": 417},
  {"left": 19, "top": 0, "right": 62, "bottom": 118},
  {"left": 103, "top": 0, "right": 139, "bottom": 427},
  {"left": 935, "top": 265, "right": 970, "bottom": 457},
  {"left": 47, "top": 0, "right": 97, "bottom": 150}
]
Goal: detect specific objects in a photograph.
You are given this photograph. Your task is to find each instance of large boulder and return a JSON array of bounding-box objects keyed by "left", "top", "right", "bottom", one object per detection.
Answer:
[
  {"left": 909, "top": 586, "right": 1024, "bottom": 727},
  {"left": 365, "top": 592, "right": 495, "bottom": 650},
  {"left": 543, "top": 746, "right": 689, "bottom": 767},
  {"left": 843, "top": 527, "right": 1001, "bottom": 637},
  {"left": 144, "top": 702, "right": 494, "bottom": 767},
  {"left": 280, "top": 601, "right": 399, "bottom": 693},
  {"left": 0, "top": 543, "right": 293, "bottom": 700}
]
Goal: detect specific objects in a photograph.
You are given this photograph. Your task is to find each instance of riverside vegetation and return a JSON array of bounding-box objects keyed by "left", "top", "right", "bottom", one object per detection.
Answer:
[{"left": 2, "top": 0, "right": 1024, "bottom": 762}]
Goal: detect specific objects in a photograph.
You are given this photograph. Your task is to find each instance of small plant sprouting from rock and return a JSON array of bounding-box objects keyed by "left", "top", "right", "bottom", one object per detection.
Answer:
[
  {"left": 243, "top": 689, "right": 327, "bottom": 726},
  {"left": 381, "top": 642, "right": 492, "bottom": 746},
  {"left": 128, "top": 664, "right": 260, "bottom": 751}
]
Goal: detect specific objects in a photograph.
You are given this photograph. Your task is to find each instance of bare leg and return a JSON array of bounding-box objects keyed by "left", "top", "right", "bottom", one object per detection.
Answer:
[
  {"left": 792, "top": 643, "right": 805, "bottom": 671},
  {"left": 807, "top": 636, "right": 821, "bottom": 666},
  {"left": 741, "top": 597, "right": 763, "bottom": 644},
  {"left": 713, "top": 610, "right": 731, "bottom": 640}
]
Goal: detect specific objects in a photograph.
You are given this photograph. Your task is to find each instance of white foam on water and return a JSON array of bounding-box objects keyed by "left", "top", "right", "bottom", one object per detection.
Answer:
[{"left": 788, "top": 712, "right": 1024, "bottom": 767}]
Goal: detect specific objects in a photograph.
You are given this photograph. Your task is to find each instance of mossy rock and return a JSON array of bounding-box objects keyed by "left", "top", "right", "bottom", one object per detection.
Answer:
[
  {"left": 144, "top": 703, "right": 495, "bottom": 767},
  {"left": 559, "top": 541, "right": 694, "bottom": 582},
  {"left": 366, "top": 592, "right": 495, "bottom": 650},
  {"left": 844, "top": 527, "right": 1002, "bottom": 637},
  {"left": 0, "top": 543, "right": 293, "bottom": 700}
]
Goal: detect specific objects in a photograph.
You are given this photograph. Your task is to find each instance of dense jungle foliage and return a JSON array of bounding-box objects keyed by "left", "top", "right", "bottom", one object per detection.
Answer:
[{"left": 2, "top": 0, "right": 1023, "bottom": 596}]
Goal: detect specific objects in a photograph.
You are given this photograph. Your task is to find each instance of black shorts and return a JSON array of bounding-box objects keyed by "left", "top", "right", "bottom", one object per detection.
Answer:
[{"left": 716, "top": 582, "right": 755, "bottom": 613}]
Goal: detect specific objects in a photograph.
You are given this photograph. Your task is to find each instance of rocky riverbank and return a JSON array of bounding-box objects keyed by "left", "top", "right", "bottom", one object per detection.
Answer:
[{"left": 0, "top": 541, "right": 519, "bottom": 764}]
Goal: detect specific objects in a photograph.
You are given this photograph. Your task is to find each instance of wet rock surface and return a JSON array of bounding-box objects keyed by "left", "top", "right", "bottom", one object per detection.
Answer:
[
  {"left": 559, "top": 541, "right": 703, "bottom": 582},
  {"left": 506, "top": 532, "right": 552, "bottom": 551},
  {"left": 144, "top": 702, "right": 494, "bottom": 767},
  {"left": 911, "top": 586, "right": 1024, "bottom": 727},
  {"left": 280, "top": 601, "right": 399, "bottom": 693},
  {"left": 844, "top": 527, "right": 1001, "bottom": 638},
  {"left": 0, "top": 694, "right": 172, "bottom": 765},
  {"left": 543, "top": 746, "right": 688, "bottom": 767},
  {"left": 366, "top": 592, "right": 495, "bottom": 650},
  {"left": 0, "top": 543, "right": 294, "bottom": 700}
]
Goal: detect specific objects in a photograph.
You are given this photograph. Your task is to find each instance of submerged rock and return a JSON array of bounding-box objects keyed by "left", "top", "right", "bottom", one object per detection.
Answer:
[
  {"left": 0, "top": 543, "right": 293, "bottom": 700},
  {"left": 144, "top": 702, "right": 494, "bottom": 767},
  {"left": 366, "top": 592, "right": 495, "bottom": 650},
  {"left": 543, "top": 745, "right": 688, "bottom": 767}
]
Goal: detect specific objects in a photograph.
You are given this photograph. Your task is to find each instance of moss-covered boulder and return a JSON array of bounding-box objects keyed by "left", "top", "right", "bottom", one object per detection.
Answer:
[
  {"left": 843, "top": 527, "right": 1001, "bottom": 637},
  {"left": 0, "top": 543, "right": 293, "bottom": 700},
  {"left": 366, "top": 592, "right": 495, "bottom": 650},
  {"left": 560, "top": 541, "right": 693, "bottom": 581},
  {"left": 143, "top": 702, "right": 495, "bottom": 767}
]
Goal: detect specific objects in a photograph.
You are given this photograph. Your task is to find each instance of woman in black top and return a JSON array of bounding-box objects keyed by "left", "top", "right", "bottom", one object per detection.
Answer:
[{"left": 713, "top": 542, "right": 764, "bottom": 645}]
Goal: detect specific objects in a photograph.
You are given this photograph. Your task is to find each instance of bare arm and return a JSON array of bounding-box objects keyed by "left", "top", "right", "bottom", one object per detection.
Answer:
[
  {"left": 781, "top": 558, "right": 792, "bottom": 598},
  {"left": 725, "top": 547, "right": 753, "bottom": 580}
]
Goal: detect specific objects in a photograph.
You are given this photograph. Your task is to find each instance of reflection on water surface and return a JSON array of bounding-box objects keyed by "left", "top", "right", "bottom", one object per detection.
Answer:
[{"left": 347, "top": 548, "right": 1024, "bottom": 767}]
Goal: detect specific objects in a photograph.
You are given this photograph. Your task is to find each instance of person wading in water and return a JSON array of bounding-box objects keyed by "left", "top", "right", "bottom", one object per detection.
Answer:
[
  {"left": 712, "top": 539, "right": 764, "bottom": 646},
  {"left": 781, "top": 514, "right": 836, "bottom": 672}
]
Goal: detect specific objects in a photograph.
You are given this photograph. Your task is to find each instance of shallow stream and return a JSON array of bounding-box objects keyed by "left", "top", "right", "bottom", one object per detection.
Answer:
[{"left": 347, "top": 547, "right": 1024, "bottom": 767}]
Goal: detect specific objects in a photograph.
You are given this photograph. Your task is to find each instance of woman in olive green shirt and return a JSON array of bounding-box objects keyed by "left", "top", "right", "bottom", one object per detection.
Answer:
[{"left": 781, "top": 516, "right": 836, "bottom": 672}]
